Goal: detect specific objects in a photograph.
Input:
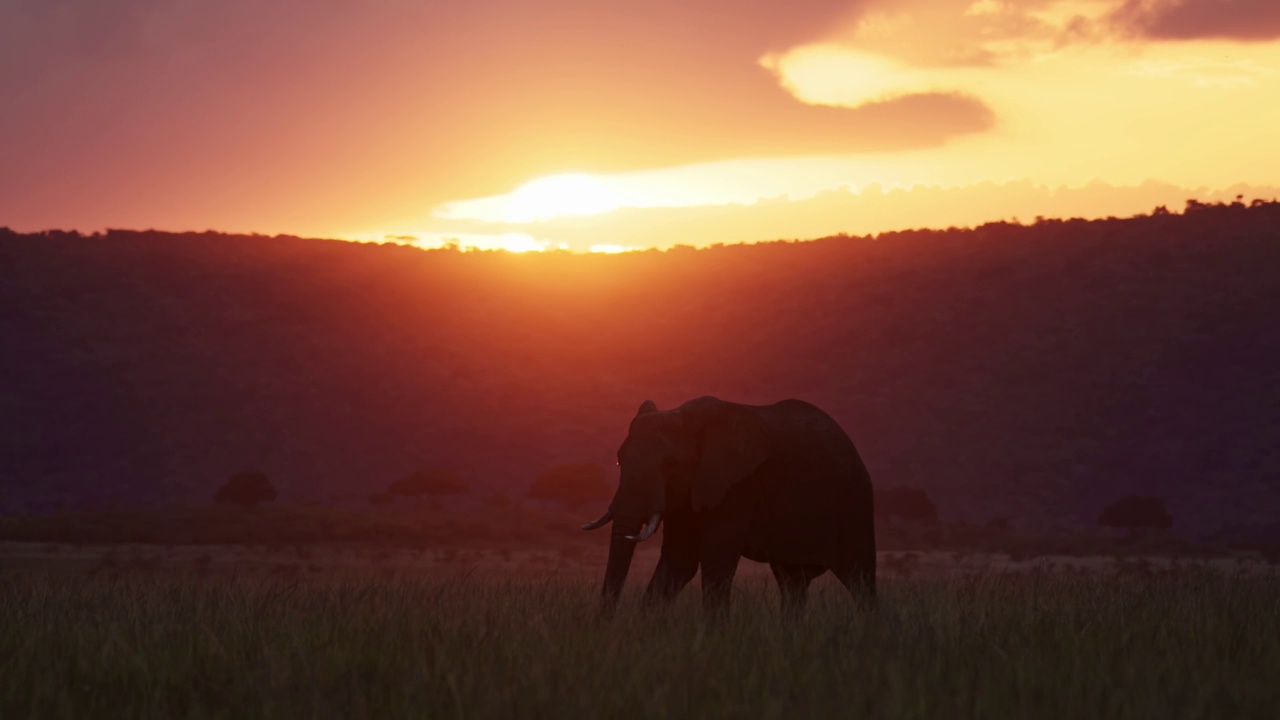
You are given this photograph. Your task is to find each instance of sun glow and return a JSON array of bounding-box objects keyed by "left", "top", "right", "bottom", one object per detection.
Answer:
[
  {"left": 430, "top": 162, "right": 849, "bottom": 226},
  {"left": 489, "top": 232, "right": 549, "bottom": 252},
  {"left": 503, "top": 173, "right": 621, "bottom": 222},
  {"left": 374, "top": 231, "right": 559, "bottom": 253},
  {"left": 588, "top": 244, "right": 637, "bottom": 254},
  {"left": 396, "top": 0, "right": 1280, "bottom": 252}
]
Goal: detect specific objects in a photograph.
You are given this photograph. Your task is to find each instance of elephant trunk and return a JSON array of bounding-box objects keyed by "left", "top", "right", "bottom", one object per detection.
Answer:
[{"left": 600, "top": 518, "right": 643, "bottom": 611}]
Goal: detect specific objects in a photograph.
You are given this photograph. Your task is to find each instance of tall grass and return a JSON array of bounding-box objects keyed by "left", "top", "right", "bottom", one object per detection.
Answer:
[{"left": 3, "top": 568, "right": 1278, "bottom": 718}]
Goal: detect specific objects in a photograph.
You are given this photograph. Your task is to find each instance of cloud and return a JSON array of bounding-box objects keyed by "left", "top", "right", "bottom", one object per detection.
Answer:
[
  {"left": 765, "top": 0, "right": 1280, "bottom": 115},
  {"left": 1112, "top": 0, "right": 1280, "bottom": 42},
  {"left": 758, "top": 0, "right": 1100, "bottom": 110},
  {"left": 802, "top": 0, "right": 1280, "bottom": 79},
  {"left": 721, "top": 91, "right": 996, "bottom": 156},
  {"left": 818, "top": 0, "right": 1095, "bottom": 69}
]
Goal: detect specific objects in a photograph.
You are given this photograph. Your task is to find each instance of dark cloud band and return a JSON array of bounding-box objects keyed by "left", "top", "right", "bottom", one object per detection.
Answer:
[{"left": 1114, "top": 0, "right": 1280, "bottom": 42}]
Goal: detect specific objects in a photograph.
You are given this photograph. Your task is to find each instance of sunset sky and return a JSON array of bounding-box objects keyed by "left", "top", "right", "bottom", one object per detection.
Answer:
[{"left": 4, "top": 0, "right": 1280, "bottom": 251}]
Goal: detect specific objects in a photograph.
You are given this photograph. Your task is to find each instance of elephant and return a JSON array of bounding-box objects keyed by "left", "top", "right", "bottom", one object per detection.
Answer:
[{"left": 581, "top": 396, "right": 876, "bottom": 615}]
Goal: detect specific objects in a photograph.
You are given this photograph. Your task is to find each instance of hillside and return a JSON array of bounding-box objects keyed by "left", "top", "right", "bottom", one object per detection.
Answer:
[{"left": 2, "top": 201, "right": 1278, "bottom": 540}]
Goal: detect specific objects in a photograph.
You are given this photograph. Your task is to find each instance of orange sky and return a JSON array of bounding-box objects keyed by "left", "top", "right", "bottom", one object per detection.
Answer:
[{"left": 3, "top": 0, "right": 1280, "bottom": 251}]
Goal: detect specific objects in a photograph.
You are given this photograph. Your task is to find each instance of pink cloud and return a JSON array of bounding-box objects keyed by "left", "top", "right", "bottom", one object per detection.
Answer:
[{"left": 1113, "top": 0, "right": 1280, "bottom": 41}]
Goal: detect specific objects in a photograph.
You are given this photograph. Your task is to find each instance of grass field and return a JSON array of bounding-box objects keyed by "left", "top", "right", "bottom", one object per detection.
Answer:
[{"left": 3, "top": 554, "right": 1279, "bottom": 719}]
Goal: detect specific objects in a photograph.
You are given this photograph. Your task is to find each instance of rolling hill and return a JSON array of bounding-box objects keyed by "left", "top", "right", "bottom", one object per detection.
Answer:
[{"left": 2, "top": 200, "right": 1278, "bottom": 541}]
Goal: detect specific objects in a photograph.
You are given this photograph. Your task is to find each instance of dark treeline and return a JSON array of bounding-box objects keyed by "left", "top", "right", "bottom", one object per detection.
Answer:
[{"left": 2, "top": 200, "right": 1278, "bottom": 541}]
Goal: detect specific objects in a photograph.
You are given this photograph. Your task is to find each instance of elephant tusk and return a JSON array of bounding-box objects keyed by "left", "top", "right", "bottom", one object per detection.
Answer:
[
  {"left": 581, "top": 512, "right": 613, "bottom": 531},
  {"left": 625, "top": 513, "right": 662, "bottom": 542}
]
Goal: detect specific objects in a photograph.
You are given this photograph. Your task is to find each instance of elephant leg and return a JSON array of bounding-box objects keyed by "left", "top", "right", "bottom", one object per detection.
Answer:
[
  {"left": 698, "top": 516, "right": 748, "bottom": 617},
  {"left": 832, "top": 560, "right": 877, "bottom": 608},
  {"left": 699, "top": 548, "right": 741, "bottom": 617},
  {"left": 833, "top": 500, "right": 877, "bottom": 607},
  {"left": 770, "top": 563, "right": 826, "bottom": 614},
  {"left": 642, "top": 515, "right": 699, "bottom": 608},
  {"left": 642, "top": 553, "right": 698, "bottom": 607},
  {"left": 697, "top": 478, "right": 756, "bottom": 617}
]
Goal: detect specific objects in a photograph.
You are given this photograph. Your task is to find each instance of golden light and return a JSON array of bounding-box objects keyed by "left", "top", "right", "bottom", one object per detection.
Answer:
[
  {"left": 399, "top": 0, "right": 1280, "bottom": 251},
  {"left": 412, "top": 232, "right": 553, "bottom": 253},
  {"left": 504, "top": 173, "right": 621, "bottom": 222},
  {"left": 429, "top": 163, "right": 827, "bottom": 227},
  {"left": 490, "top": 232, "right": 549, "bottom": 253},
  {"left": 588, "top": 244, "right": 635, "bottom": 254}
]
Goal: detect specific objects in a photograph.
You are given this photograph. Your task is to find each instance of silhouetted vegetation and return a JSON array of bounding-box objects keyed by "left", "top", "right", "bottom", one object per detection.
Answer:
[
  {"left": 876, "top": 486, "right": 939, "bottom": 524},
  {"left": 1, "top": 201, "right": 1278, "bottom": 541},
  {"left": 214, "top": 472, "right": 276, "bottom": 508},
  {"left": 1098, "top": 495, "right": 1174, "bottom": 533},
  {"left": 528, "top": 463, "right": 611, "bottom": 510}
]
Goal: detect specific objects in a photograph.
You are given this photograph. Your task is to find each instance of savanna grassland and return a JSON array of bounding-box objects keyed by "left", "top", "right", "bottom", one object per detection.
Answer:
[
  {"left": 3, "top": 543, "right": 1279, "bottom": 719},
  {"left": 4, "top": 203, "right": 1280, "bottom": 717}
]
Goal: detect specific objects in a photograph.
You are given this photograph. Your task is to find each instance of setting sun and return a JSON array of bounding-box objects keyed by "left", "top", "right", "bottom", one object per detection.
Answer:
[
  {"left": 491, "top": 232, "right": 548, "bottom": 253},
  {"left": 504, "top": 173, "right": 621, "bottom": 222}
]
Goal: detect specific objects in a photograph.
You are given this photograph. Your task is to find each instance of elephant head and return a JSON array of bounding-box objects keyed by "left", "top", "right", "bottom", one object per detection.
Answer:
[{"left": 582, "top": 397, "right": 769, "bottom": 608}]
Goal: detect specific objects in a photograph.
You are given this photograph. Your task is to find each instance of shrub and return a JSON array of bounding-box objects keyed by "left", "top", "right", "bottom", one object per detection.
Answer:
[
  {"left": 388, "top": 470, "right": 469, "bottom": 499},
  {"left": 214, "top": 471, "right": 277, "bottom": 508},
  {"left": 1098, "top": 495, "right": 1173, "bottom": 533},
  {"left": 528, "top": 463, "right": 611, "bottom": 510},
  {"left": 875, "top": 486, "right": 939, "bottom": 524}
]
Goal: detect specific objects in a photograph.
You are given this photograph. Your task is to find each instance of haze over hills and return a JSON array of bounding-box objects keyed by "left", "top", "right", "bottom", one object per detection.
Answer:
[{"left": 2, "top": 201, "right": 1278, "bottom": 541}]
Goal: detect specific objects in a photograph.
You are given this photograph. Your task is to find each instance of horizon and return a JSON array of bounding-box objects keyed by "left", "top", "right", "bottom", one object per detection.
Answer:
[
  {"left": 10, "top": 187, "right": 1277, "bottom": 253},
  {"left": 5, "top": 1, "right": 1280, "bottom": 250}
]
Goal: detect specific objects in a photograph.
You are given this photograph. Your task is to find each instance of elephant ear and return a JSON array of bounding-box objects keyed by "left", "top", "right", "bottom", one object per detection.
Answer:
[{"left": 691, "top": 408, "right": 768, "bottom": 511}]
